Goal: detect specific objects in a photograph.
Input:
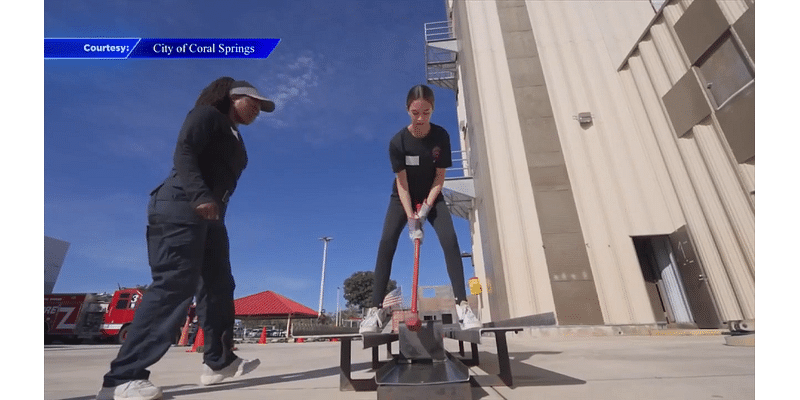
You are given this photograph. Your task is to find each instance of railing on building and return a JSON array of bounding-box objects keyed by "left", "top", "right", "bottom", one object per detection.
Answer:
[
  {"left": 425, "top": 21, "right": 458, "bottom": 92},
  {"left": 446, "top": 149, "right": 469, "bottom": 179},
  {"left": 444, "top": 150, "right": 474, "bottom": 220},
  {"left": 425, "top": 20, "right": 456, "bottom": 42},
  {"left": 426, "top": 21, "right": 470, "bottom": 218}
]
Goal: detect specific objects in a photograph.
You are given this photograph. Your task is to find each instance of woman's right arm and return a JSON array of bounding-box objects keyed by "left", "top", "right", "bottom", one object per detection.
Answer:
[
  {"left": 174, "top": 107, "right": 220, "bottom": 220},
  {"left": 397, "top": 170, "right": 424, "bottom": 243},
  {"left": 395, "top": 170, "right": 415, "bottom": 219}
]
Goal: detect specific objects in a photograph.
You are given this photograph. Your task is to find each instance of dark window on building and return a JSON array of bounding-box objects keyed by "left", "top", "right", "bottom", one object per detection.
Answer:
[{"left": 697, "top": 33, "right": 754, "bottom": 108}]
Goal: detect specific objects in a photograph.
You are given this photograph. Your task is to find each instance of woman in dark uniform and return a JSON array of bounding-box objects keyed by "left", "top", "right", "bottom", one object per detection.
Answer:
[
  {"left": 360, "top": 84, "right": 480, "bottom": 333},
  {"left": 96, "top": 77, "right": 273, "bottom": 400}
]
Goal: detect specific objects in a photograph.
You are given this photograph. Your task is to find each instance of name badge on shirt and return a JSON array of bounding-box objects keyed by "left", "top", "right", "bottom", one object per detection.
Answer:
[{"left": 405, "top": 155, "right": 420, "bottom": 166}]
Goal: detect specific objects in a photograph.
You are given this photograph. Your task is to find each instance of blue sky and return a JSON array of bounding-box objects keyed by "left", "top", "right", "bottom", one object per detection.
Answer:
[{"left": 42, "top": 0, "right": 475, "bottom": 315}]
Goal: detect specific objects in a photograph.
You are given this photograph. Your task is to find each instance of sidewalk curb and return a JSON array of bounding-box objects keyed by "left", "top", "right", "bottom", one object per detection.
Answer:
[{"left": 724, "top": 333, "right": 755, "bottom": 347}]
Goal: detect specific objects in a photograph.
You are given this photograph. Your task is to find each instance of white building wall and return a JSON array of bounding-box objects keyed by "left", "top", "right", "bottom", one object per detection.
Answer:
[
  {"left": 523, "top": 0, "right": 663, "bottom": 324},
  {"left": 459, "top": 0, "right": 555, "bottom": 319},
  {"left": 447, "top": 0, "right": 754, "bottom": 326},
  {"left": 618, "top": 0, "right": 755, "bottom": 321}
]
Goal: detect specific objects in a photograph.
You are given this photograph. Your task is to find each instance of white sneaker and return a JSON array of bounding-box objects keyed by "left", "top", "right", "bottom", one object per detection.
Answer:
[
  {"left": 200, "top": 357, "right": 261, "bottom": 386},
  {"left": 359, "top": 307, "right": 391, "bottom": 334},
  {"left": 96, "top": 380, "right": 162, "bottom": 400},
  {"left": 456, "top": 301, "right": 482, "bottom": 330}
]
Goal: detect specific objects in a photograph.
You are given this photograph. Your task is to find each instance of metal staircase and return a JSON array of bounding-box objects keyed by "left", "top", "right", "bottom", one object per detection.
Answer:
[
  {"left": 425, "top": 21, "right": 458, "bottom": 92},
  {"left": 426, "top": 21, "right": 474, "bottom": 220}
]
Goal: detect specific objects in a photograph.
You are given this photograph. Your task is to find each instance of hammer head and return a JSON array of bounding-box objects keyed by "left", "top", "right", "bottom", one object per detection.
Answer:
[{"left": 405, "top": 314, "right": 422, "bottom": 332}]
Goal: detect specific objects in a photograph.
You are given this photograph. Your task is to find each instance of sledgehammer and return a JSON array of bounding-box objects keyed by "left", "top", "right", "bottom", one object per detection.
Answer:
[
  {"left": 406, "top": 205, "right": 423, "bottom": 332},
  {"left": 406, "top": 236, "right": 422, "bottom": 331}
]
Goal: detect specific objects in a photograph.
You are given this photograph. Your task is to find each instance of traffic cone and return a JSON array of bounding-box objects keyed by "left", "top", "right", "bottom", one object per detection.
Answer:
[
  {"left": 187, "top": 328, "right": 204, "bottom": 353},
  {"left": 258, "top": 327, "right": 267, "bottom": 344},
  {"left": 177, "top": 317, "right": 191, "bottom": 346}
]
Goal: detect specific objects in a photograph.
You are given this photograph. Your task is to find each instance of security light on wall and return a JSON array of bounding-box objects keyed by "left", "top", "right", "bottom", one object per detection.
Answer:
[{"left": 576, "top": 112, "right": 593, "bottom": 125}]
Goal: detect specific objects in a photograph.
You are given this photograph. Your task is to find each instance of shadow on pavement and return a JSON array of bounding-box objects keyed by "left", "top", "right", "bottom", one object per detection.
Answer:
[
  {"left": 57, "top": 351, "right": 585, "bottom": 399},
  {"left": 56, "top": 361, "right": 374, "bottom": 400},
  {"left": 470, "top": 350, "right": 586, "bottom": 390}
]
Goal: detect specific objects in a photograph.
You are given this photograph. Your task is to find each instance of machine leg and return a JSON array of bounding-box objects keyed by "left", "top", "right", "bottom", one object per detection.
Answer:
[
  {"left": 339, "top": 337, "right": 353, "bottom": 391},
  {"left": 495, "top": 332, "right": 513, "bottom": 387},
  {"left": 457, "top": 341, "right": 480, "bottom": 367},
  {"left": 372, "top": 346, "right": 380, "bottom": 370},
  {"left": 386, "top": 342, "right": 393, "bottom": 360},
  {"left": 338, "top": 337, "right": 379, "bottom": 391}
]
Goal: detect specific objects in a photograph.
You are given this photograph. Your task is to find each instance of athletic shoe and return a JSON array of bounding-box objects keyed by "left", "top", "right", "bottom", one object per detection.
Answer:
[
  {"left": 200, "top": 357, "right": 261, "bottom": 386},
  {"left": 456, "top": 301, "right": 482, "bottom": 330},
  {"left": 359, "top": 307, "right": 391, "bottom": 334},
  {"left": 95, "top": 380, "right": 162, "bottom": 400}
]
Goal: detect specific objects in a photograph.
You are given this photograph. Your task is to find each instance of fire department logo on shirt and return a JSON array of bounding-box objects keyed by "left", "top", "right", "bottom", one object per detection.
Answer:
[{"left": 432, "top": 146, "right": 441, "bottom": 162}]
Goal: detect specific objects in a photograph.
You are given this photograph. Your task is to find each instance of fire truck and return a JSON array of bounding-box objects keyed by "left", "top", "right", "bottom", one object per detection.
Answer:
[{"left": 44, "top": 287, "right": 145, "bottom": 344}]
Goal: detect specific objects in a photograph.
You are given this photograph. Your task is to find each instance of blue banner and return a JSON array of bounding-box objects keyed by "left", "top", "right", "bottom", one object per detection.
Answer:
[{"left": 45, "top": 38, "right": 280, "bottom": 59}]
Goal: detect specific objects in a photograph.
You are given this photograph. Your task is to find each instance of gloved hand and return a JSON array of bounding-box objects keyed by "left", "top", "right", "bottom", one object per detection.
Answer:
[
  {"left": 408, "top": 218, "right": 424, "bottom": 244},
  {"left": 415, "top": 200, "right": 432, "bottom": 224}
]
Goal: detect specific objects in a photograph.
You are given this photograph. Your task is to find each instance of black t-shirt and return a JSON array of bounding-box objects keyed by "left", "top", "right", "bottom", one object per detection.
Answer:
[{"left": 389, "top": 123, "right": 452, "bottom": 204}]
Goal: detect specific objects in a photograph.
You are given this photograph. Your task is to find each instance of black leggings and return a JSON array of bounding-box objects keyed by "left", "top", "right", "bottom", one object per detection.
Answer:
[{"left": 371, "top": 195, "right": 468, "bottom": 306}]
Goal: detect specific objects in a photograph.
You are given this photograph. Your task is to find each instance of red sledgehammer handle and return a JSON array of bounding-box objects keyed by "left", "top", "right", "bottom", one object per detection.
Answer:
[
  {"left": 406, "top": 204, "right": 422, "bottom": 332},
  {"left": 405, "top": 204, "right": 423, "bottom": 331},
  {"left": 410, "top": 203, "right": 422, "bottom": 315},
  {"left": 411, "top": 237, "right": 421, "bottom": 315}
]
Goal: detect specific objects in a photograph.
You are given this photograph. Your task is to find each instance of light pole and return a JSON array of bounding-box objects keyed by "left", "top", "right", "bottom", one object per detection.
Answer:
[
  {"left": 336, "top": 286, "right": 341, "bottom": 327},
  {"left": 317, "top": 237, "right": 333, "bottom": 318}
]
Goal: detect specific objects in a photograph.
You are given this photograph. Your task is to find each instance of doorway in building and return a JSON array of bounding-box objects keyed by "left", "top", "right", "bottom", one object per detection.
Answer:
[
  {"left": 633, "top": 235, "right": 694, "bottom": 326},
  {"left": 632, "top": 227, "right": 722, "bottom": 328}
]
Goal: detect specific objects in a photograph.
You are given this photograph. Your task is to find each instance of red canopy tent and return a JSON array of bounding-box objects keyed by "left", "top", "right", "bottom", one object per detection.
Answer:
[
  {"left": 234, "top": 291, "right": 318, "bottom": 337},
  {"left": 235, "top": 290, "right": 318, "bottom": 318}
]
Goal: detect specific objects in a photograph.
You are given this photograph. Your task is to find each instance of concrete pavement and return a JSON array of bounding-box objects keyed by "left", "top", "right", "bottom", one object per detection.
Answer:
[{"left": 44, "top": 332, "right": 754, "bottom": 400}]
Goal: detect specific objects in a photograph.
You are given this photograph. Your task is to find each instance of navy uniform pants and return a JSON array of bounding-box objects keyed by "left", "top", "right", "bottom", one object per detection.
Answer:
[
  {"left": 371, "top": 196, "right": 468, "bottom": 307},
  {"left": 102, "top": 187, "right": 237, "bottom": 387}
]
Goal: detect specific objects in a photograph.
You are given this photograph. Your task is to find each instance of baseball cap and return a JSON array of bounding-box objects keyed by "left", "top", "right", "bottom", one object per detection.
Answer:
[{"left": 230, "top": 80, "right": 275, "bottom": 112}]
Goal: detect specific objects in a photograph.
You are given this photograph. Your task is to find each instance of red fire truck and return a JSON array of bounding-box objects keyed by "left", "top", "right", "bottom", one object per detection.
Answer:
[{"left": 44, "top": 287, "right": 145, "bottom": 344}]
